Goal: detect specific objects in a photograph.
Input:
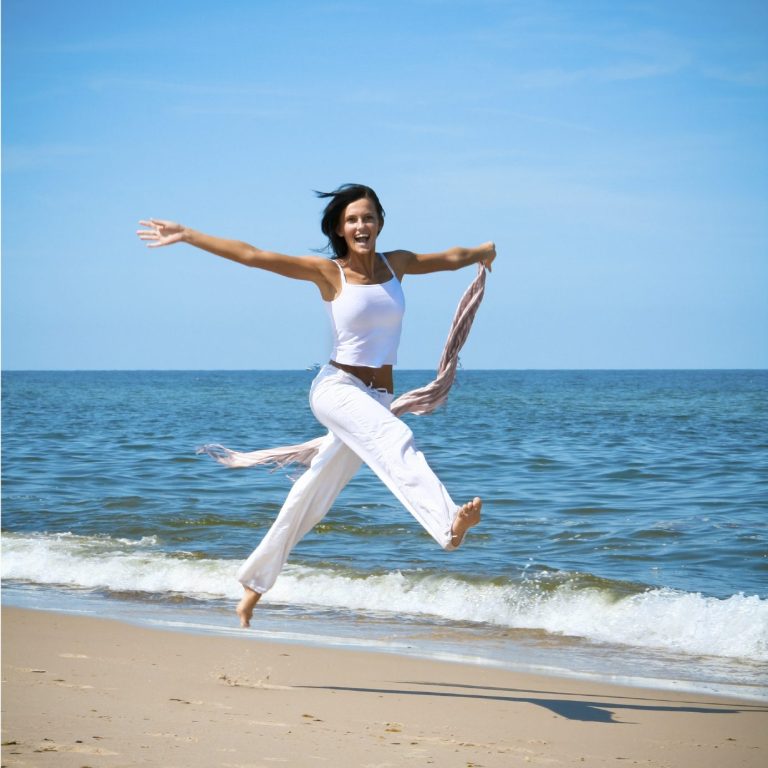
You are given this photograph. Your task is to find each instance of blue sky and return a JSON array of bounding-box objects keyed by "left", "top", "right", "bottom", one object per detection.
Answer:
[{"left": 3, "top": 0, "right": 766, "bottom": 369}]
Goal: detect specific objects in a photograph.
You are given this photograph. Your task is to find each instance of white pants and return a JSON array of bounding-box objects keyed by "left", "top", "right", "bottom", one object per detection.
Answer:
[{"left": 237, "top": 364, "right": 459, "bottom": 594}]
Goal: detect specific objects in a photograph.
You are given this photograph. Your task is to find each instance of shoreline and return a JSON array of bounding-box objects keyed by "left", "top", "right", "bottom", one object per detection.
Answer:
[
  {"left": 3, "top": 606, "right": 767, "bottom": 767},
  {"left": 5, "top": 584, "right": 765, "bottom": 704}
]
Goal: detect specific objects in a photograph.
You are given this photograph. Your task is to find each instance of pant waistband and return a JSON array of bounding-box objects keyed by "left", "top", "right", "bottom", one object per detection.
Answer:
[{"left": 328, "top": 360, "right": 393, "bottom": 393}]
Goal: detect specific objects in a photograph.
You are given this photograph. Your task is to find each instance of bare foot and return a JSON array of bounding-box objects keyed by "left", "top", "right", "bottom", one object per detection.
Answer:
[
  {"left": 236, "top": 587, "right": 262, "bottom": 628},
  {"left": 450, "top": 497, "right": 482, "bottom": 548}
]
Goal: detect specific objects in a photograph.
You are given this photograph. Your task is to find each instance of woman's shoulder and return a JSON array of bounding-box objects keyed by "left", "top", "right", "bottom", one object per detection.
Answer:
[{"left": 381, "top": 249, "right": 414, "bottom": 278}]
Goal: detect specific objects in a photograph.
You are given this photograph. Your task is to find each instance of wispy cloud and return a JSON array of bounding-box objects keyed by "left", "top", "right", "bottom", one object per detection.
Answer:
[
  {"left": 2, "top": 144, "right": 97, "bottom": 172},
  {"left": 468, "top": 12, "right": 693, "bottom": 88},
  {"left": 505, "top": 52, "right": 689, "bottom": 89},
  {"left": 171, "top": 104, "right": 296, "bottom": 120},
  {"left": 702, "top": 62, "right": 768, "bottom": 88},
  {"left": 471, "top": 107, "right": 595, "bottom": 133},
  {"left": 87, "top": 76, "right": 285, "bottom": 98},
  {"left": 17, "top": 32, "right": 157, "bottom": 55},
  {"left": 378, "top": 120, "right": 467, "bottom": 138}
]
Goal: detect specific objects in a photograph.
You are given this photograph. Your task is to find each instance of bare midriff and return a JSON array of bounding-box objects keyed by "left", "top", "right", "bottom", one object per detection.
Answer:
[{"left": 330, "top": 360, "right": 394, "bottom": 393}]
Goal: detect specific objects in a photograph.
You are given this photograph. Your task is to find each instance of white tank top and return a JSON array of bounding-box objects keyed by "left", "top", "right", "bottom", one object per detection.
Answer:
[{"left": 325, "top": 253, "right": 405, "bottom": 367}]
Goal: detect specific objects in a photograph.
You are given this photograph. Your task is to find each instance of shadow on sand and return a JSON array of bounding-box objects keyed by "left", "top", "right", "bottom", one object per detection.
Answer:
[{"left": 298, "top": 680, "right": 767, "bottom": 724}]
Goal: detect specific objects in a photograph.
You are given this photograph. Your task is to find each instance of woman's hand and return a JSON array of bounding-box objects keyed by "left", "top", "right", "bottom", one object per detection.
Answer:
[
  {"left": 136, "top": 219, "right": 185, "bottom": 248},
  {"left": 479, "top": 241, "right": 496, "bottom": 272}
]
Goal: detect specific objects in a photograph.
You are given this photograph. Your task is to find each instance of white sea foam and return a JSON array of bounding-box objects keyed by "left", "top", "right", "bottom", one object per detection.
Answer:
[
  {"left": 2, "top": 532, "right": 766, "bottom": 662},
  {"left": 1, "top": 532, "right": 242, "bottom": 600}
]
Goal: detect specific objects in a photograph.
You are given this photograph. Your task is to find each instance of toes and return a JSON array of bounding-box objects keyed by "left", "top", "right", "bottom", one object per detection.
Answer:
[{"left": 459, "top": 501, "right": 475, "bottom": 518}]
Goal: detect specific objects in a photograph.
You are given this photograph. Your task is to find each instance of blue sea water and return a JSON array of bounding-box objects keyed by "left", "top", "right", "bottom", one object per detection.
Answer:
[{"left": 2, "top": 370, "right": 767, "bottom": 698}]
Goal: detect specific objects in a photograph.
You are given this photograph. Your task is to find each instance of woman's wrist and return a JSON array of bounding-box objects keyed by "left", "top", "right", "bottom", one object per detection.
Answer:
[{"left": 468, "top": 244, "right": 487, "bottom": 263}]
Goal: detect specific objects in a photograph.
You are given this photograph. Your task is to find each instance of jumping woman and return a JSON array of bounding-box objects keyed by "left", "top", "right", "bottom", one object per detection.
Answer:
[{"left": 137, "top": 184, "right": 495, "bottom": 627}]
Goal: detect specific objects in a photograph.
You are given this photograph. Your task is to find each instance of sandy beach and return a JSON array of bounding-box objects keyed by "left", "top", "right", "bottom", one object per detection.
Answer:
[{"left": 1, "top": 607, "right": 766, "bottom": 767}]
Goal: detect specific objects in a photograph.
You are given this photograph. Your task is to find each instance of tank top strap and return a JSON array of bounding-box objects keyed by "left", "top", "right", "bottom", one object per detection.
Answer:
[
  {"left": 333, "top": 258, "right": 347, "bottom": 283},
  {"left": 378, "top": 252, "right": 396, "bottom": 279}
]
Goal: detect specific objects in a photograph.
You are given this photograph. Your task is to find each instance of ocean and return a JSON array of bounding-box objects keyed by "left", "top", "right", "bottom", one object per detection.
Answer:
[{"left": 2, "top": 369, "right": 767, "bottom": 700}]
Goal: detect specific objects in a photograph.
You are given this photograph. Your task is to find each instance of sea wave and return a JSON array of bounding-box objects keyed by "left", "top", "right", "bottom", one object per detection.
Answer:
[{"left": 2, "top": 531, "right": 766, "bottom": 662}]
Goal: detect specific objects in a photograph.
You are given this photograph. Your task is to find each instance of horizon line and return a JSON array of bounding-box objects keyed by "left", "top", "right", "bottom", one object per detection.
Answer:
[{"left": 3, "top": 367, "right": 767, "bottom": 373}]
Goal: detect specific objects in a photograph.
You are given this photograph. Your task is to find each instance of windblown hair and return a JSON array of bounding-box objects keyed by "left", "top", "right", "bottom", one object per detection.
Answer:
[{"left": 316, "top": 184, "right": 385, "bottom": 258}]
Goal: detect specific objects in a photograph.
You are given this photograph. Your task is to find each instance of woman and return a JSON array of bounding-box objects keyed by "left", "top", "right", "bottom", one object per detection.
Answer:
[{"left": 137, "top": 184, "right": 495, "bottom": 627}]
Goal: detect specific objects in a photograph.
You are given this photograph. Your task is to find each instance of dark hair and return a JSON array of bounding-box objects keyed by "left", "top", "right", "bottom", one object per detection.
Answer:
[{"left": 315, "top": 184, "right": 385, "bottom": 258}]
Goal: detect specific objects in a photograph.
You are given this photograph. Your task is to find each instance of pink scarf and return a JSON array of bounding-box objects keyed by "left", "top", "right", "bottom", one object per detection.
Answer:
[{"left": 199, "top": 264, "right": 487, "bottom": 469}]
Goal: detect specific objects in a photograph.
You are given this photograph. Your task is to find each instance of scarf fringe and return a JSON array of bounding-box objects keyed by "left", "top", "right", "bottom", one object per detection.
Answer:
[{"left": 198, "top": 264, "right": 487, "bottom": 469}]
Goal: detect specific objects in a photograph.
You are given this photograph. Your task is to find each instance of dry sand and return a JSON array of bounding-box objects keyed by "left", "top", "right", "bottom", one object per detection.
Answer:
[{"left": 2, "top": 606, "right": 766, "bottom": 767}]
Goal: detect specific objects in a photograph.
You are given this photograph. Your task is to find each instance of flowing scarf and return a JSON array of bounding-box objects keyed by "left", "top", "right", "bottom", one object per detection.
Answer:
[{"left": 198, "top": 263, "right": 487, "bottom": 469}]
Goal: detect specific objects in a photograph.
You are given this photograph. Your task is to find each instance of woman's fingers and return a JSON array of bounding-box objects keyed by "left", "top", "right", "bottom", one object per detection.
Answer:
[
  {"left": 137, "top": 218, "right": 178, "bottom": 232},
  {"left": 482, "top": 241, "right": 496, "bottom": 272},
  {"left": 136, "top": 219, "right": 182, "bottom": 248},
  {"left": 137, "top": 223, "right": 167, "bottom": 248}
]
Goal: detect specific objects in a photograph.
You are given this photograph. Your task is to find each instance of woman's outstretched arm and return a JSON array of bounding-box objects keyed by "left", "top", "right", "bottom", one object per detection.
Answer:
[
  {"left": 136, "top": 219, "right": 337, "bottom": 297},
  {"left": 388, "top": 241, "right": 496, "bottom": 277}
]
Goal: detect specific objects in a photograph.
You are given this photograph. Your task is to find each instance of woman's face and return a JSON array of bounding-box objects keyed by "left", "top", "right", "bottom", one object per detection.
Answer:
[{"left": 336, "top": 197, "right": 382, "bottom": 257}]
